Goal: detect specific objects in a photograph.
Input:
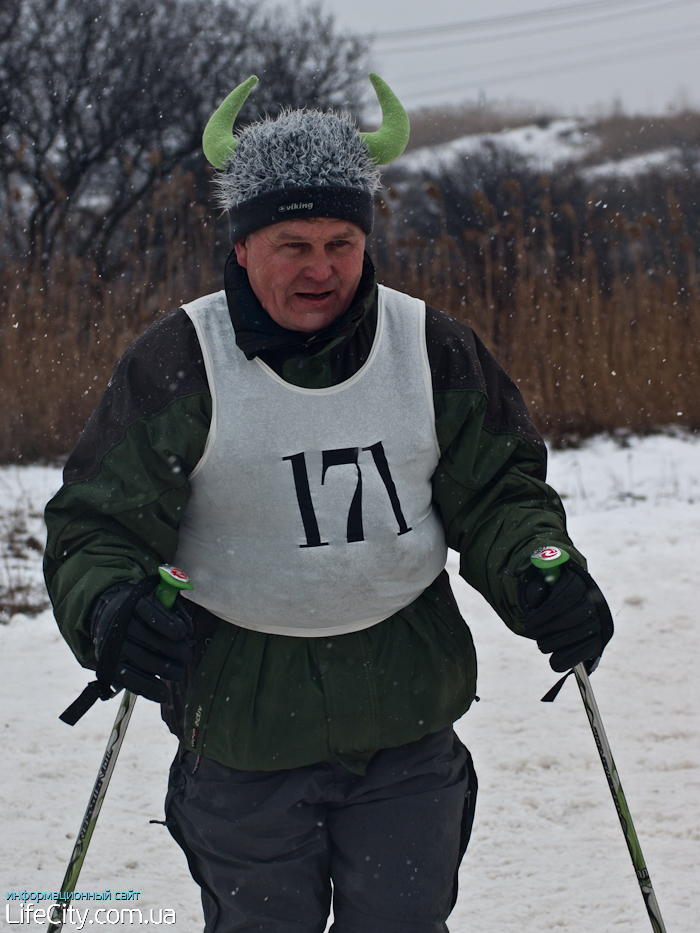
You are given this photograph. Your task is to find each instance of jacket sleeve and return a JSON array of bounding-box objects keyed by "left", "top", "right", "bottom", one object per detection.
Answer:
[
  {"left": 43, "top": 309, "right": 211, "bottom": 667},
  {"left": 426, "top": 306, "right": 584, "bottom": 632}
]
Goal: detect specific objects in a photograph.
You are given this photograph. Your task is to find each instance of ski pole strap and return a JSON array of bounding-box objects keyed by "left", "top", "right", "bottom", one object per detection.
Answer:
[
  {"left": 541, "top": 669, "right": 575, "bottom": 702},
  {"left": 541, "top": 655, "right": 602, "bottom": 703},
  {"left": 59, "top": 575, "right": 160, "bottom": 726}
]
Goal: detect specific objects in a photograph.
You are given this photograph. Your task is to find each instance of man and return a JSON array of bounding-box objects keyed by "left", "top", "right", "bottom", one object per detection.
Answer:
[{"left": 44, "top": 74, "right": 613, "bottom": 932}]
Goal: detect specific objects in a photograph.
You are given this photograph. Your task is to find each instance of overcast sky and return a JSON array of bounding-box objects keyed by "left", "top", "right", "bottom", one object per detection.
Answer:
[{"left": 322, "top": 0, "right": 700, "bottom": 116}]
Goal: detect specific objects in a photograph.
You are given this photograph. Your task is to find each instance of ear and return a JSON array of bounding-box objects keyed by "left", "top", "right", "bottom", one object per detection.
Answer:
[{"left": 234, "top": 238, "right": 249, "bottom": 268}]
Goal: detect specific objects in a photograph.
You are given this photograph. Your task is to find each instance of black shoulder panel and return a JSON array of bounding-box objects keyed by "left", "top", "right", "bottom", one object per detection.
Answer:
[
  {"left": 63, "top": 309, "right": 209, "bottom": 485},
  {"left": 425, "top": 305, "right": 546, "bottom": 455},
  {"left": 425, "top": 305, "right": 487, "bottom": 393}
]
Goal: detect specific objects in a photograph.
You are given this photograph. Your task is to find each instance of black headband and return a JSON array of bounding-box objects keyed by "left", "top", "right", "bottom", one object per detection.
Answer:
[{"left": 228, "top": 186, "right": 374, "bottom": 243}]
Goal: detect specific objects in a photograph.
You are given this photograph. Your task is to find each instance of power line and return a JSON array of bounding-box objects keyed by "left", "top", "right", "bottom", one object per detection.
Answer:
[
  {"left": 376, "top": 0, "right": 700, "bottom": 57},
  {"left": 370, "top": 0, "right": 664, "bottom": 41},
  {"left": 399, "top": 31, "right": 700, "bottom": 104},
  {"left": 395, "top": 21, "right": 700, "bottom": 86}
]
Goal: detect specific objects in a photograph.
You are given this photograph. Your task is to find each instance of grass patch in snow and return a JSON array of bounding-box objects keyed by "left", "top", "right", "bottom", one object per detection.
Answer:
[{"left": 0, "top": 492, "right": 50, "bottom": 624}]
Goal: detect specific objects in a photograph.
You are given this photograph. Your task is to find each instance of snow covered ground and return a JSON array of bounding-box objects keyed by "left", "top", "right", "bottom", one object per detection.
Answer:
[
  {"left": 581, "top": 147, "right": 683, "bottom": 181},
  {"left": 400, "top": 117, "right": 693, "bottom": 181},
  {"left": 400, "top": 119, "right": 597, "bottom": 175},
  {"left": 1, "top": 433, "right": 699, "bottom": 931}
]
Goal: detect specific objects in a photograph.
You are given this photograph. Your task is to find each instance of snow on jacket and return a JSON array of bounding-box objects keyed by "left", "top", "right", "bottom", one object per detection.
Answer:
[{"left": 44, "top": 252, "right": 583, "bottom": 774}]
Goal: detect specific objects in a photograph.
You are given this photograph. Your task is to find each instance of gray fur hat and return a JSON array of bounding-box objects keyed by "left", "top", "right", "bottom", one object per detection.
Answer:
[{"left": 203, "top": 74, "right": 410, "bottom": 243}]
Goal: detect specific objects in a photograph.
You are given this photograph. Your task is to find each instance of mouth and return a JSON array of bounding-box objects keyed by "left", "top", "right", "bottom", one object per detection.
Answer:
[{"left": 296, "top": 291, "right": 334, "bottom": 303}]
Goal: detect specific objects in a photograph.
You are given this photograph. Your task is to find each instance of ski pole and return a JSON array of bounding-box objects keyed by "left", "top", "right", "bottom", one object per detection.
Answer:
[
  {"left": 574, "top": 662, "right": 667, "bottom": 933},
  {"left": 47, "top": 565, "right": 193, "bottom": 933},
  {"left": 531, "top": 547, "right": 667, "bottom": 933}
]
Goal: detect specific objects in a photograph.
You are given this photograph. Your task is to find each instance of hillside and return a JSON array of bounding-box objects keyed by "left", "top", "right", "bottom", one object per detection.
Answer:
[{"left": 399, "top": 108, "right": 700, "bottom": 180}]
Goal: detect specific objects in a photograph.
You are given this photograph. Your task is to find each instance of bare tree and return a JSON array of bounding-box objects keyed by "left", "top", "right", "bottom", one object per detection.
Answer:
[
  {"left": 0, "top": 0, "right": 370, "bottom": 266},
  {"left": 0, "top": 0, "right": 22, "bottom": 170},
  {"left": 249, "top": 3, "right": 369, "bottom": 114}
]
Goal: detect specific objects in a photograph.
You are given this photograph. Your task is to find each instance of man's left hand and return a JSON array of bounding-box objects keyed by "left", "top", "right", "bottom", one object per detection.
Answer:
[{"left": 518, "top": 561, "right": 614, "bottom": 672}]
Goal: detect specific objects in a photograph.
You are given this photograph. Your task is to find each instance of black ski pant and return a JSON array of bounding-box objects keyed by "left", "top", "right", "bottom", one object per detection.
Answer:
[{"left": 165, "top": 727, "right": 477, "bottom": 933}]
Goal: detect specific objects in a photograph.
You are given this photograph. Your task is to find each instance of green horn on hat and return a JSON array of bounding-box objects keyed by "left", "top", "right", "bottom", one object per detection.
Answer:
[
  {"left": 359, "top": 73, "right": 410, "bottom": 165},
  {"left": 203, "top": 75, "right": 259, "bottom": 169}
]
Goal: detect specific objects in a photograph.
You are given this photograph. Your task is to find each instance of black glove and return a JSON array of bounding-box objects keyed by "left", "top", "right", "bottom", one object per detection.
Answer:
[
  {"left": 518, "top": 560, "right": 614, "bottom": 672},
  {"left": 91, "top": 582, "right": 193, "bottom": 702}
]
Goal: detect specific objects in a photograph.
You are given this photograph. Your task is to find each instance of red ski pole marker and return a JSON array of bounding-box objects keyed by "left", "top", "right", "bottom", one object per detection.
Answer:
[
  {"left": 156, "top": 564, "right": 193, "bottom": 608},
  {"left": 530, "top": 545, "right": 570, "bottom": 584}
]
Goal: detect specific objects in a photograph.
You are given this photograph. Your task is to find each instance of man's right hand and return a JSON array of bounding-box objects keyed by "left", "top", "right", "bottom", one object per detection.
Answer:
[{"left": 91, "top": 584, "right": 193, "bottom": 702}]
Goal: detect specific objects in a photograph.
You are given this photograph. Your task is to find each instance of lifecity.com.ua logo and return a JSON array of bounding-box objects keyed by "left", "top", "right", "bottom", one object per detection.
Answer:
[{"left": 6, "top": 893, "right": 176, "bottom": 927}]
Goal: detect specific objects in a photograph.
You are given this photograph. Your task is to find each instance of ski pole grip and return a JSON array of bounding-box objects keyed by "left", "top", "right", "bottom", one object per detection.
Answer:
[
  {"left": 155, "top": 564, "right": 194, "bottom": 608},
  {"left": 530, "top": 546, "right": 570, "bottom": 584},
  {"left": 59, "top": 567, "right": 193, "bottom": 728}
]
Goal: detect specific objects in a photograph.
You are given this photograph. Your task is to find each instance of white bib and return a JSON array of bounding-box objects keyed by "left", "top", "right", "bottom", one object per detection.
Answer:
[{"left": 175, "top": 284, "right": 447, "bottom": 636}]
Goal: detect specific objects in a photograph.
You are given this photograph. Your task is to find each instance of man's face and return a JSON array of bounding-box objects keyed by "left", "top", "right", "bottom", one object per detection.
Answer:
[{"left": 234, "top": 217, "right": 366, "bottom": 335}]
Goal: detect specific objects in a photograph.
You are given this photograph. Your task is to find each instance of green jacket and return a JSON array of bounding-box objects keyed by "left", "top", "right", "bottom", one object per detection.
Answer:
[{"left": 44, "top": 253, "right": 582, "bottom": 773}]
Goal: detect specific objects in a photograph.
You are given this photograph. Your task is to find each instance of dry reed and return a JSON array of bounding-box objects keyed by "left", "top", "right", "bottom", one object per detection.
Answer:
[
  {"left": 1, "top": 171, "right": 699, "bottom": 462},
  {"left": 372, "top": 183, "right": 700, "bottom": 442},
  {"left": 0, "top": 171, "right": 219, "bottom": 461}
]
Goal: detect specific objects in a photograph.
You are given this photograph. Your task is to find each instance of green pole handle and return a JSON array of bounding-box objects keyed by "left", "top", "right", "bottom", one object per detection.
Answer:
[
  {"left": 155, "top": 564, "right": 194, "bottom": 608},
  {"left": 530, "top": 545, "right": 570, "bottom": 584}
]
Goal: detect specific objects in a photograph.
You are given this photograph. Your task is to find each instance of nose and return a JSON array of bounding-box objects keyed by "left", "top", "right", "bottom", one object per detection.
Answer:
[{"left": 302, "top": 245, "right": 333, "bottom": 282}]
